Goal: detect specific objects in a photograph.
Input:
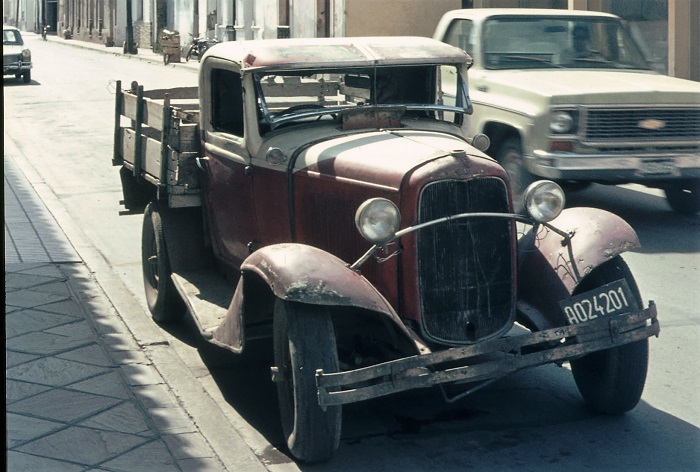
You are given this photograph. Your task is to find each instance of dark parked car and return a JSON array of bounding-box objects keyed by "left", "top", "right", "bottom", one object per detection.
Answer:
[{"left": 3, "top": 26, "right": 32, "bottom": 83}]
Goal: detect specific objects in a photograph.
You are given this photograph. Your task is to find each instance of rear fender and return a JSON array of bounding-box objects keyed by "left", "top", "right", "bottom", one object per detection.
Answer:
[
  {"left": 517, "top": 207, "right": 640, "bottom": 331},
  {"left": 212, "top": 243, "right": 421, "bottom": 355}
]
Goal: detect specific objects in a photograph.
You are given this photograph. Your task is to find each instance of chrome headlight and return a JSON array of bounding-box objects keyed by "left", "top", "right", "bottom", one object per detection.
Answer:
[
  {"left": 355, "top": 198, "right": 401, "bottom": 245},
  {"left": 550, "top": 111, "right": 574, "bottom": 134},
  {"left": 22, "top": 49, "right": 31, "bottom": 61},
  {"left": 524, "top": 180, "right": 565, "bottom": 223}
]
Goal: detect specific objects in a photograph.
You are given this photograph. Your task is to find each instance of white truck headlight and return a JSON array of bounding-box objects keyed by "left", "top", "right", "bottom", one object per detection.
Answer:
[
  {"left": 355, "top": 198, "right": 401, "bottom": 245},
  {"left": 550, "top": 111, "right": 574, "bottom": 134},
  {"left": 524, "top": 180, "right": 565, "bottom": 223},
  {"left": 22, "top": 49, "right": 31, "bottom": 61}
]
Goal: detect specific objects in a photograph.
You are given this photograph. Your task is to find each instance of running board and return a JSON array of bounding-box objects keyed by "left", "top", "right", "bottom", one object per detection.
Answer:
[{"left": 171, "top": 270, "right": 233, "bottom": 339}]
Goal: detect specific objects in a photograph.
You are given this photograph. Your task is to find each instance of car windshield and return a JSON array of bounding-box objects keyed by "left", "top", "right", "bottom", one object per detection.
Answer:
[
  {"left": 481, "top": 17, "right": 652, "bottom": 71},
  {"left": 3, "top": 29, "right": 24, "bottom": 46},
  {"left": 254, "top": 64, "right": 471, "bottom": 132}
]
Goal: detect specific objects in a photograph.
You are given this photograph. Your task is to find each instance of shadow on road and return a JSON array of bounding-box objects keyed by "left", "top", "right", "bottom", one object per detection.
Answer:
[
  {"left": 3, "top": 77, "right": 40, "bottom": 86},
  {"left": 174, "top": 323, "right": 699, "bottom": 472}
]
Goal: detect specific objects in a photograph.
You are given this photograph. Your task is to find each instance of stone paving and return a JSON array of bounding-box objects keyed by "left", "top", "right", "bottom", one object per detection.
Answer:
[{"left": 5, "top": 155, "right": 227, "bottom": 471}]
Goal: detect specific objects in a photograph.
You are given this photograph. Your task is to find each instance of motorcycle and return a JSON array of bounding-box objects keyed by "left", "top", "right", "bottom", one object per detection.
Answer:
[
  {"left": 185, "top": 34, "right": 218, "bottom": 62},
  {"left": 41, "top": 25, "right": 49, "bottom": 40}
]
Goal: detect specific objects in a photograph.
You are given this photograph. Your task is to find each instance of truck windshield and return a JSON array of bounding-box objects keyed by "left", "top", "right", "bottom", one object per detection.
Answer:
[
  {"left": 481, "top": 17, "right": 652, "bottom": 71},
  {"left": 254, "top": 65, "right": 471, "bottom": 132}
]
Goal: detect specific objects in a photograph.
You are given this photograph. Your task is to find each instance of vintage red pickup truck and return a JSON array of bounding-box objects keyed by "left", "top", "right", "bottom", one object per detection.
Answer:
[{"left": 112, "top": 36, "right": 659, "bottom": 462}]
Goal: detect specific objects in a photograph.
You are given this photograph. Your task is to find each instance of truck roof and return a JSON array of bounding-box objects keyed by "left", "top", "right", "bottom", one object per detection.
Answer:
[
  {"left": 440, "top": 8, "right": 620, "bottom": 22},
  {"left": 204, "top": 36, "right": 472, "bottom": 72}
]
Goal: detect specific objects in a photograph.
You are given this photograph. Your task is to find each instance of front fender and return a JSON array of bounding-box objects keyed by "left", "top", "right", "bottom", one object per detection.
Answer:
[
  {"left": 517, "top": 207, "right": 640, "bottom": 331},
  {"left": 212, "top": 243, "right": 420, "bottom": 355}
]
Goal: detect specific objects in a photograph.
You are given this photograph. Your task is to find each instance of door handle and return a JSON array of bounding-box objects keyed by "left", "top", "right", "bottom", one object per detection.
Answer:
[{"left": 196, "top": 156, "right": 209, "bottom": 171}]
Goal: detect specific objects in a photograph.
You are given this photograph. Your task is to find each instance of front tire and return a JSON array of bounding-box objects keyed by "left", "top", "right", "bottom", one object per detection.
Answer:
[
  {"left": 570, "top": 256, "right": 649, "bottom": 414},
  {"left": 22, "top": 71, "right": 31, "bottom": 83},
  {"left": 273, "top": 300, "right": 341, "bottom": 463},
  {"left": 496, "top": 137, "right": 536, "bottom": 213},
  {"left": 664, "top": 180, "right": 700, "bottom": 215},
  {"left": 141, "top": 201, "right": 183, "bottom": 323}
]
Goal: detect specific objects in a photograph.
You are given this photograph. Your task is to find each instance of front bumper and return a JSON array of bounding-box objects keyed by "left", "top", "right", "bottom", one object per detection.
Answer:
[
  {"left": 3, "top": 62, "right": 32, "bottom": 74},
  {"left": 316, "top": 302, "right": 659, "bottom": 406},
  {"left": 526, "top": 150, "right": 700, "bottom": 183}
]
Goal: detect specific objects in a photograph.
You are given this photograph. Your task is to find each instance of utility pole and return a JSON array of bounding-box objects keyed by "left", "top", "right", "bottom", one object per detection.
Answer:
[
  {"left": 125, "top": 0, "right": 136, "bottom": 54},
  {"left": 15, "top": 0, "right": 21, "bottom": 27}
]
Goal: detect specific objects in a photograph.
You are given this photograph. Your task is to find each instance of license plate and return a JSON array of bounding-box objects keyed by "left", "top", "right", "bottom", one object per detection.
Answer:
[
  {"left": 559, "top": 279, "right": 639, "bottom": 325},
  {"left": 639, "top": 160, "right": 676, "bottom": 176}
]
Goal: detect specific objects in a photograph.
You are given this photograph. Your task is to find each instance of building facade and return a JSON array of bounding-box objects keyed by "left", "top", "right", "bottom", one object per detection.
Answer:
[{"left": 4, "top": 0, "right": 697, "bottom": 81}]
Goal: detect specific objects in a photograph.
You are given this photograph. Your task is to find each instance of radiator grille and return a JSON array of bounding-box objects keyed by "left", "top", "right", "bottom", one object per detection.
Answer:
[
  {"left": 4, "top": 55, "right": 21, "bottom": 66},
  {"left": 417, "top": 178, "right": 514, "bottom": 345},
  {"left": 584, "top": 108, "right": 700, "bottom": 142}
]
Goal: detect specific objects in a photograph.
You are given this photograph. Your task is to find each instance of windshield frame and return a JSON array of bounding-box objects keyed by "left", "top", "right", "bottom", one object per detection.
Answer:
[{"left": 254, "top": 64, "right": 473, "bottom": 131}]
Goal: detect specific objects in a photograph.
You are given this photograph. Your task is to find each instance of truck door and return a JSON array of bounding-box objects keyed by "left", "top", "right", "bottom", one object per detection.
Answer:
[{"left": 201, "top": 67, "right": 260, "bottom": 271}]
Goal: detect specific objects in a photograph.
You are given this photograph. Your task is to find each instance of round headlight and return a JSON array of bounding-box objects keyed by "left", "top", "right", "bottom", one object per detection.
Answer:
[
  {"left": 524, "top": 180, "right": 565, "bottom": 223},
  {"left": 550, "top": 111, "right": 574, "bottom": 134},
  {"left": 355, "top": 198, "right": 401, "bottom": 245}
]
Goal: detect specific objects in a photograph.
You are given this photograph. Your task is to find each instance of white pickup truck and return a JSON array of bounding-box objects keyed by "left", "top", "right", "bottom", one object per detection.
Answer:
[{"left": 434, "top": 8, "right": 700, "bottom": 214}]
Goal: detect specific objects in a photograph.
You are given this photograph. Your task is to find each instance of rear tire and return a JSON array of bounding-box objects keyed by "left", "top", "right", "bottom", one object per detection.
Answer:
[
  {"left": 570, "top": 256, "right": 649, "bottom": 414},
  {"left": 273, "top": 300, "right": 341, "bottom": 463},
  {"left": 141, "top": 201, "right": 183, "bottom": 323}
]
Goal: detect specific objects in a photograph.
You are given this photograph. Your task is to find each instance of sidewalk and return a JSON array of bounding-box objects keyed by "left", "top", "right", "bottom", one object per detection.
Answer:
[
  {"left": 42, "top": 32, "right": 200, "bottom": 70},
  {"left": 4, "top": 154, "right": 227, "bottom": 470},
  {"left": 5, "top": 34, "right": 281, "bottom": 472}
]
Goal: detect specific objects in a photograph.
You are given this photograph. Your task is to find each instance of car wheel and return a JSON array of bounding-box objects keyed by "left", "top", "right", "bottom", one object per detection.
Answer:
[
  {"left": 570, "top": 256, "right": 649, "bottom": 414},
  {"left": 496, "top": 137, "right": 536, "bottom": 214},
  {"left": 141, "top": 201, "right": 183, "bottom": 323},
  {"left": 664, "top": 180, "right": 700, "bottom": 215},
  {"left": 22, "top": 71, "right": 30, "bottom": 83},
  {"left": 273, "top": 299, "right": 341, "bottom": 463}
]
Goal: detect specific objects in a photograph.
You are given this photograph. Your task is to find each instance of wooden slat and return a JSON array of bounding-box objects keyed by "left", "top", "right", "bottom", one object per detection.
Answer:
[
  {"left": 121, "top": 92, "right": 139, "bottom": 121},
  {"left": 168, "top": 122, "right": 199, "bottom": 152},
  {"left": 113, "top": 80, "right": 123, "bottom": 165},
  {"left": 142, "top": 99, "right": 166, "bottom": 131},
  {"left": 142, "top": 136, "right": 163, "bottom": 178},
  {"left": 142, "top": 86, "right": 198, "bottom": 100}
]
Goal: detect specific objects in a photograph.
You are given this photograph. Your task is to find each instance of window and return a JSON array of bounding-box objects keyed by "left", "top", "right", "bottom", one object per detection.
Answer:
[
  {"left": 443, "top": 20, "right": 473, "bottom": 56},
  {"left": 211, "top": 68, "right": 244, "bottom": 136}
]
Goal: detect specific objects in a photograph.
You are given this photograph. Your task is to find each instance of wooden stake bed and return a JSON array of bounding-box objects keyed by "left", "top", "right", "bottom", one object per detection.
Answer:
[{"left": 113, "top": 81, "right": 202, "bottom": 208}]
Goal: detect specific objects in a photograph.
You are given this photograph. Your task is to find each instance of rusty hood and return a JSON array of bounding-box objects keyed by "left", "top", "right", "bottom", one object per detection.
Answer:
[{"left": 293, "top": 129, "right": 486, "bottom": 191}]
